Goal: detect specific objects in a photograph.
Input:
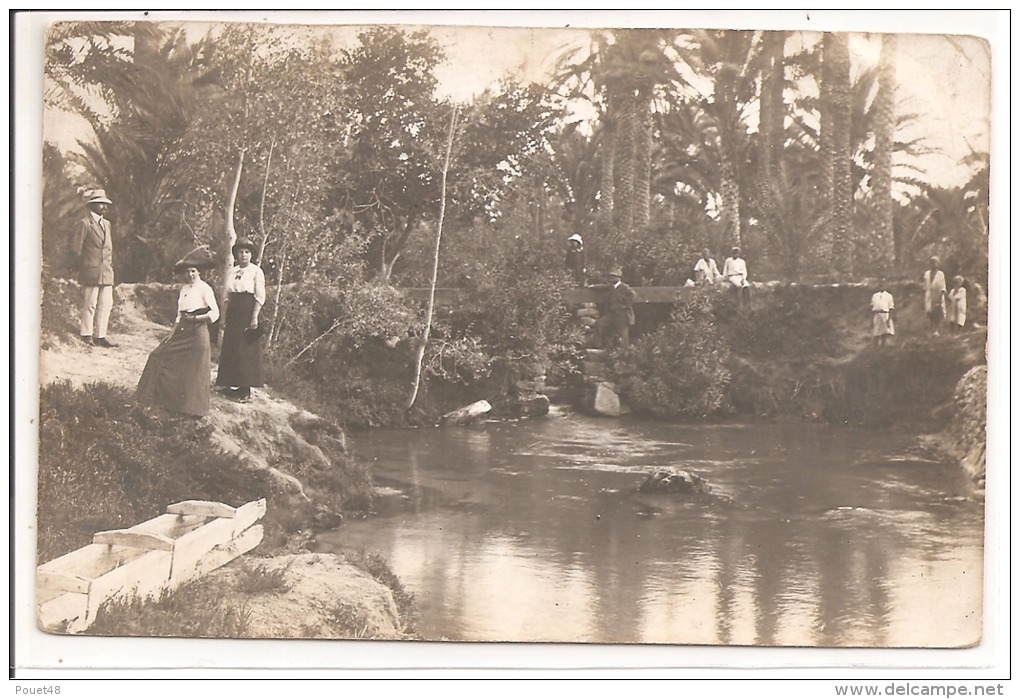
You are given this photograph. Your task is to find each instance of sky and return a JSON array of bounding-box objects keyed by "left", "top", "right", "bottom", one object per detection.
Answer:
[{"left": 41, "top": 11, "right": 995, "bottom": 189}]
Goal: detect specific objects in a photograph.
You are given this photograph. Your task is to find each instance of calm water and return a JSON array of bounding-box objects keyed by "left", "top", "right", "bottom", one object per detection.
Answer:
[{"left": 314, "top": 410, "right": 984, "bottom": 646}]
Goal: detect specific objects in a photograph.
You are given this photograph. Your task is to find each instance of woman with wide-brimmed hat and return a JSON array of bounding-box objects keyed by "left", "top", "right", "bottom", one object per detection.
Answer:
[
  {"left": 136, "top": 246, "right": 220, "bottom": 416},
  {"left": 215, "top": 238, "right": 266, "bottom": 402}
]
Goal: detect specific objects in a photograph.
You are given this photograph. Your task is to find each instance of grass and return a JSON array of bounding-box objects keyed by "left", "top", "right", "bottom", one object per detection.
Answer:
[
  {"left": 235, "top": 558, "right": 293, "bottom": 595},
  {"left": 88, "top": 580, "right": 252, "bottom": 638}
]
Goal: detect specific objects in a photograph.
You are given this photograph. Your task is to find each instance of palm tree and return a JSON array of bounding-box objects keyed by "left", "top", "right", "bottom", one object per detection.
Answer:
[
  {"left": 670, "top": 30, "right": 761, "bottom": 249},
  {"left": 863, "top": 34, "right": 896, "bottom": 274},
  {"left": 553, "top": 29, "right": 679, "bottom": 239},
  {"left": 48, "top": 24, "right": 218, "bottom": 281},
  {"left": 823, "top": 32, "right": 855, "bottom": 276}
]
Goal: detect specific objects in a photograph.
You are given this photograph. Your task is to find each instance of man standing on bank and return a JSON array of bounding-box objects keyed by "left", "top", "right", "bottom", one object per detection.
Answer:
[
  {"left": 592, "top": 267, "right": 637, "bottom": 350},
  {"left": 72, "top": 188, "right": 117, "bottom": 348},
  {"left": 216, "top": 238, "right": 266, "bottom": 403}
]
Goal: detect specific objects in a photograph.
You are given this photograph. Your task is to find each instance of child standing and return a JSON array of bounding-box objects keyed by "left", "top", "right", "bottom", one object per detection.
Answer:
[{"left": 947, "top": 275, "right": 967, "bottom": 332}]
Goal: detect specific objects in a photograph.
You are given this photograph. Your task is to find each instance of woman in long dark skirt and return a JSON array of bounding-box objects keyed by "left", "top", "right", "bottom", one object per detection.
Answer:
[
  {"left": 216, "top": 237, "right": 266, "bottom": 403},
  {"left": 136, "top": 247, "right": 220, "bottom": 416}
]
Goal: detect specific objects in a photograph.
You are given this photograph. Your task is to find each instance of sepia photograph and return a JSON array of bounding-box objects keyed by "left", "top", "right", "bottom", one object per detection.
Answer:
[{"left": 14, "top": 9, "right": 1006, "bottom": 676}]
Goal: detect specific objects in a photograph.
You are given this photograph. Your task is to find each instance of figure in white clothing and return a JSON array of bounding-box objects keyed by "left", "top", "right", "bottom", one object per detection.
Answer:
[
  {"left": 946, "top": 275, "right": 967, "bottom": 332},
  {"left": 870, "top": 283, "right": 895, "bottom": 347},
  {"left": 923, "top": 256, "right": 947, "bottom": 335},
  {"left": 694, "top": 248, "right": 721, "bottom": 285},
  {"left": 722, "top": 246, "right": 751, "bottom": 308}
]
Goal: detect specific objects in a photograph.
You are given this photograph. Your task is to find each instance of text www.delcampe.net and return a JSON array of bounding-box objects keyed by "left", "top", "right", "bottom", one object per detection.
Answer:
[{"left": 835, "top": 684, "right": 1005, "bottom": 697}]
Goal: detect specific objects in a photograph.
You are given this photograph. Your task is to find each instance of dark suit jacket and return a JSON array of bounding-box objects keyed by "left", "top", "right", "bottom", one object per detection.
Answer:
[
  {"left": 592, "top": 281, "right": 637, "bottom": 325},
  {"left": 73, "top": 214, "right": 114, "bottom": 286}
]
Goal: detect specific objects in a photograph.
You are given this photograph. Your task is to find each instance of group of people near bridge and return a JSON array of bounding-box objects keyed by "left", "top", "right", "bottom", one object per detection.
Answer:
[
  {"left": 68, "top": 188, "right": 266, "bottom": 418},
  {"left": 564, "top": 233, "right": 974, "bottom": 351},
  {"left": 870, "top": 255, "right": 970, "bottom": 347}
]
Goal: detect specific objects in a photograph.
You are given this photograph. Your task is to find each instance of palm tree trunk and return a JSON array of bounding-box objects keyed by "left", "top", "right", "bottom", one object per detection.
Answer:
[
  {"left": 719, "top": 155, "right": 742, "bottom": 249},
  {"left": 757, "top": 31, "right": 794, "bottom": 273},
  {"left": 825, "top": 32, "right": 855, "bottom": 277},
  {"left": 614, "top": 90, "right": 636, "bottom": 235},
  {"left": 599, "top": 120, "right": 616, "bottom": 238},
  {"left": 633, "top": 90, "right": 653, "bottom": 230},
  {"left": 870, "top": 34, "right": 897, "bottom": 274}
]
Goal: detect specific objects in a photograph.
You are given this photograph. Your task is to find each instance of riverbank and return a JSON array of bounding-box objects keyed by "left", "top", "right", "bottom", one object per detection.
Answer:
[{"left": 37, "top": 280, "right": 416, "bottom": 638}]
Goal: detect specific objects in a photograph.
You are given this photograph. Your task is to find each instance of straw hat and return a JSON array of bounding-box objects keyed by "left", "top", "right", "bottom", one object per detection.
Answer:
[{"left": 87, "top": 189, "right": 112, "bottom": 205}]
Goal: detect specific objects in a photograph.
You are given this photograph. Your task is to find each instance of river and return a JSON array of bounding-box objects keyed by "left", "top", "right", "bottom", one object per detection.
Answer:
[{"left": 314, "top": 410, "right": 984, "bottom": 646}]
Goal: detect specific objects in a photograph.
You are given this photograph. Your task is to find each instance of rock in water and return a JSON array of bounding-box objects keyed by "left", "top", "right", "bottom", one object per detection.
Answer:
[
  {"left": 590, "top": 382, "right": 621, "bottom": 417},
  {"left": 441, "top": 400, "right": 492, "bottom": 425},
  {"left": 637, "top": 468, "right": 713, "bottom": 496}
]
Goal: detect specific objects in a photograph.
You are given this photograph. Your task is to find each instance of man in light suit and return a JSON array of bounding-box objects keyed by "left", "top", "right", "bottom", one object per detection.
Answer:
[{"left": 72, "top": 189, "right": 117, "bottom": 348}]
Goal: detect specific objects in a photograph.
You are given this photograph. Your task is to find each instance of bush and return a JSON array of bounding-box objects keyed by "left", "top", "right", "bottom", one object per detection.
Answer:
[{"left": 617, "top": 290, "right": 731, "bottom": 418}]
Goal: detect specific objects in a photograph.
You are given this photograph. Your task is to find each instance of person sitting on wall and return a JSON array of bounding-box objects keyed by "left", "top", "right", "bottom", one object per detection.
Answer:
[
  {"left": 591, "top": 267, "right": 637, "bottom": 350},
  {"left": 693, "top": 248, "right": 721, "bottom": 286}
]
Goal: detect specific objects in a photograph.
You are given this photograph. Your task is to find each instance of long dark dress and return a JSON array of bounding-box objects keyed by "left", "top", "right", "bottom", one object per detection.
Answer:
[
  {"left": 136, "top": 320, "right": 212, "bottom": 416},
  {"left": 215, "top": 292, "right": 264, "bottom": 389}
]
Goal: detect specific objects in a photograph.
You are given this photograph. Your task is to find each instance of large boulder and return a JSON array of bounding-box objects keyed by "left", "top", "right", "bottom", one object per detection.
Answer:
[
  {"left": 582, "top": 381, "right": 622, "bottom": 417},
  {"left": 441, "top": 400, "right": 492, "bottom": 425}
]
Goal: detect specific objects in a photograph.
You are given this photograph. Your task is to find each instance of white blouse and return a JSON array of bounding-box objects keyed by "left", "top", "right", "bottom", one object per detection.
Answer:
[
  {"left": 227, "top": 263, "right": 266, "bottom": 305},
  {"left": 176, "top": 279, "right": 220, "bottom": 324}
]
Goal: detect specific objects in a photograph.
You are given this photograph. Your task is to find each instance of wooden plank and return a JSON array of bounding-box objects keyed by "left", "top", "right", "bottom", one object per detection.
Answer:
[
  {"left": 166, "top": 500, "right": 237, "bottom": 519},
  {"left": 38, "top": 543, "right": 152, "bottom": 584},
  {"left": 93, "top": 530, "right": 176, "bottom": 551},
  {"left": 168, "top": 500, "right": 266, "bottom": 585},
  {"left": 37, "top": 570, "right": 91, "bottom": 597},
  {"left": 84, "top": 550, "right": 174, "bottom": 628},
  {"left": 175, "top": 524, "right": 264, "bottom": 588}
]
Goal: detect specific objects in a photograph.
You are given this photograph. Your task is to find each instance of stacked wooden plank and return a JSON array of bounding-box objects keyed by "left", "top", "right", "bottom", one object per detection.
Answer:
[{"left": 37, "top": 499, "right": 266, "bottom": 634}]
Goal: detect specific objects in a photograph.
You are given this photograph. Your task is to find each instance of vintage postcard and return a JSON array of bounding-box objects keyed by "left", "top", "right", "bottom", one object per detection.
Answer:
[{"left": 15, "top": 9, "right": 1004, "bottom": 676}]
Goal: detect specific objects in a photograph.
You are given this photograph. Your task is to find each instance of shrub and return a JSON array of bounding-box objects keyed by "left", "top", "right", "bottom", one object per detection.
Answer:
[{"left": 617, "top": 290, "right": 731, "bottom": 418}]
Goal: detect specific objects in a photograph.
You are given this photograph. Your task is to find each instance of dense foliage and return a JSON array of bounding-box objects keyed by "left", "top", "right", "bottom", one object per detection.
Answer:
[
  {"left": 616, "top": 290, "right": 731, "bottom": 418},
  {"left": 41, "top": 22, "right": 989, "bottom": 426}
]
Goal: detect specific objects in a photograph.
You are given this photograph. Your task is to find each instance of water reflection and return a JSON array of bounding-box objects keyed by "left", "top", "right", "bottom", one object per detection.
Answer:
[{"left": 317, "top": 415, "right": 983, "bottom": 646}]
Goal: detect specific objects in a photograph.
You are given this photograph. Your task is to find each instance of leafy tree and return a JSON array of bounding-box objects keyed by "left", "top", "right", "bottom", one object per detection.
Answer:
[{"left": 330, "top": 27, "right": 448, "bottom": 282}]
